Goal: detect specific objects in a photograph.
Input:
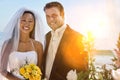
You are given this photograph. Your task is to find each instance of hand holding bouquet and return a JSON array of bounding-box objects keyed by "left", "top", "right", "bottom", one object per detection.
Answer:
[{"left": 19, "top": 63, "right": 42, "bottom": 80}]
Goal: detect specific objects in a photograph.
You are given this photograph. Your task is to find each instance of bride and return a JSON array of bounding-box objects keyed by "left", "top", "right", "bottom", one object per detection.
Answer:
[{"left": 0, "top": 8, "right": 44, "bottom": 80}]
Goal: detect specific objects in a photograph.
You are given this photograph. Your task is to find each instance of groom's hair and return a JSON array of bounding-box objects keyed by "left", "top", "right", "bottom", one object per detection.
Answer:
[{"left": 44, "top": 1, "right": 64, "bottom": 18}]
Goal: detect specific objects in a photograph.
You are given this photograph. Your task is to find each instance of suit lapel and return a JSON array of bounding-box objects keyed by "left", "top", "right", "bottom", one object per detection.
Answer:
[
  {"left": 50, "top": 25, "right": 71, "bottom": 78},
  {"left": 57, "top": 25, "right": 70, "bottom": 54},
  {"left": 43, "top": 32, "right": 51, "bottom": 77}
]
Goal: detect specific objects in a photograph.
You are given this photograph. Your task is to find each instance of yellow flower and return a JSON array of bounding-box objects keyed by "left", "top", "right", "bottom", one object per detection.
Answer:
[
  {"left": 23, "top": 72, "right": 30, "bottom": 79},
  {"left": 19, "top": 63, "right": 42, "bottom": 80},
  {"left": 19, "top": 67, "right": 25, "bottom": 75}
]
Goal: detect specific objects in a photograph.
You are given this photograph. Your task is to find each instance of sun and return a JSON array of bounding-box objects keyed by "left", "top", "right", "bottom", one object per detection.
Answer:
[{"left": 81, "top": 13, "right": 110, "bottom": 39}]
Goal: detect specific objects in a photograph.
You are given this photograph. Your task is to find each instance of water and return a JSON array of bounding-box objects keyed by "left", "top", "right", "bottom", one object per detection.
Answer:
[
  {"left": 95, "top": 55, "right": 113, "bottom": 65},
  {"left": 94, "top": 55, "right": 114, "bottom": 71}
]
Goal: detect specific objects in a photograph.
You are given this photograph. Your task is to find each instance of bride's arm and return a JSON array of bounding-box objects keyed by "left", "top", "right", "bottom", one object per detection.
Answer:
[
  {"left": 34, "top": 41, "right": 43, "bottom": 68},
  {"left": 1, "top": 70, "right": 20, "bottom": 80}
]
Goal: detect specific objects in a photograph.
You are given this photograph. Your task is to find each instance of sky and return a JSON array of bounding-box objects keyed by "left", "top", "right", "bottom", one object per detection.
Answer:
[{"left": 0, "top": 0, "right": 120, "bottom": 50}]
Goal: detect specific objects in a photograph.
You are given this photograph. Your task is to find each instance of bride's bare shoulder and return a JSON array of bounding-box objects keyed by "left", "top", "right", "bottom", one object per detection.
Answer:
[{"left": 31, "top": 39, "right": 43, "bottom": 50}]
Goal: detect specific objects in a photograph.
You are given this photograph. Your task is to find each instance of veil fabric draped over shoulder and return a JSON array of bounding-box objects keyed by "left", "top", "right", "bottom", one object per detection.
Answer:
[{"left": 0, "top": 7, "right": 44, "bottom": 75}]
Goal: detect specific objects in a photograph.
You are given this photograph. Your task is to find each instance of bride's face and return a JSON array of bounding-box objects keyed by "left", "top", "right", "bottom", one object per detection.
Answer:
[{"left": 20, "top": 12, "right": 35, "bottom": 34}]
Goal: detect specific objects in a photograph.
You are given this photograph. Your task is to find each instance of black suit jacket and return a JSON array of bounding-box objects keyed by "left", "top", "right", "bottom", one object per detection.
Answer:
[{"left": 43, "top": 25, "right": 88, "bottom": 80}]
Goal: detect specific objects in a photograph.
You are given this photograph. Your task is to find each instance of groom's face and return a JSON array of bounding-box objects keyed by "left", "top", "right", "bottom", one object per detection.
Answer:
[{"left": 45, "top": 7, "right": 64, "bottom": 31}]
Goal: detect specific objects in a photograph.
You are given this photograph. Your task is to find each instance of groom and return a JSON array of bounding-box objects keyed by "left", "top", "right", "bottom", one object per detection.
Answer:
[{"left": 43, "top": 1, "right": 88, "bottom": 80}]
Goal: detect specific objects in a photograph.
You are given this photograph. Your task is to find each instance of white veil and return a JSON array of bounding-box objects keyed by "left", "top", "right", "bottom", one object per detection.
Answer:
[{"left": 0, "top": 7, "right": 45, "bottom": 75}]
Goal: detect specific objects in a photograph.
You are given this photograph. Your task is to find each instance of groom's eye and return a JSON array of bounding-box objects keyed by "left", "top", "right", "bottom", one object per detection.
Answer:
[
  {"left": 46, "top": 15, "right": 50, "bottom": 18},
  {"left": 21, "top": 19, "right": 26, "bottom": 22},
  {"left": 52, "top": 14, "right": 57, "bottom": 18},
  {"left": 29, "top": 20, "right": 33, "bottom": 22}
]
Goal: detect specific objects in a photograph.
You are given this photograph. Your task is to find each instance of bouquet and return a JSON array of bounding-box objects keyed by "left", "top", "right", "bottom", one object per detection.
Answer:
[{"left": 19, "top": 63, "right": 42, "bottom": 80}]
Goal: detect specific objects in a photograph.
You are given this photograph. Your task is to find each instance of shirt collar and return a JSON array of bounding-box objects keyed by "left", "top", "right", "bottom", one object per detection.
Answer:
[{"left": 51, "top": 24, "right": 67, "bottom": 36}]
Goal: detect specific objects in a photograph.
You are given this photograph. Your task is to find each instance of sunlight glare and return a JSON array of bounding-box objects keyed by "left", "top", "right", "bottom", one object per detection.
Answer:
[{"left": 82, "top": 13, "right": 110, "bottom": 39}]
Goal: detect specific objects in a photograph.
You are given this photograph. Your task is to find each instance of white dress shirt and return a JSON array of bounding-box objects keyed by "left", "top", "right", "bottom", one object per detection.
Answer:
[{"left": 45, "top": 24, "right": 67, "bottom": 79}]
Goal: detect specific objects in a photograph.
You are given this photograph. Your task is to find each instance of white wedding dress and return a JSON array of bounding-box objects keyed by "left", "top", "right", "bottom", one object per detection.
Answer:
[
  {"left": 9, "top": 51, "right": 37, "bottom": 79},
  {"left": 1, "top": 38, "right": 38, "bottom": 80},
  {"left": 0, "top": 50, "right": 37, "bottom": 80}
]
